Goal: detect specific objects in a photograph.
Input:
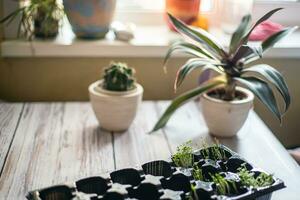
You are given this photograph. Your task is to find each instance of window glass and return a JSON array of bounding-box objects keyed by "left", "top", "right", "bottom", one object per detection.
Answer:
[{"left": 116, "top": 0, "right": 213, "bottom": 12}]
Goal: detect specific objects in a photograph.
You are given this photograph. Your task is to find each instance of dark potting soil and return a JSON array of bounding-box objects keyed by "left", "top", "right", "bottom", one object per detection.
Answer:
[{"left": 207, "top": 88, "right": 247, "bottom": 101}]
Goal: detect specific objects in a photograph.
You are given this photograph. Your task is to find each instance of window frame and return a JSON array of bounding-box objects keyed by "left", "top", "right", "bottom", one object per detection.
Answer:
[
  {"left": 2, "top": 0, "right": 300, "bottom": 39},
  {"left": 252, "top": 0, "right": 300, "bottom": 26},
  {"left": 114, "top": 0, "right": 300, "bottom": 26}
]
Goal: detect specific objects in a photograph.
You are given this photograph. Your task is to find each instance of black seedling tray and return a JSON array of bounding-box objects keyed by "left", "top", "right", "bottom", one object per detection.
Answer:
[{"left": 26, "top": 145, "right": 285, "bottom": 200}]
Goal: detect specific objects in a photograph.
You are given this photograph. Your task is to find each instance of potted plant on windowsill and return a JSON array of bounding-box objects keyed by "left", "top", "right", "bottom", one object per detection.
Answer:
[
  {"left": 89, "top": 62, "right": 143, "bottom": 132},
  {"left": 151, "top": 8, "right": 297, "bottom": 137},
  {"left": 0, "top": 0, "right": 64, "bottom": 39},
  {"left": 63, "top": 0, "right": 116, "bottom": 39}
]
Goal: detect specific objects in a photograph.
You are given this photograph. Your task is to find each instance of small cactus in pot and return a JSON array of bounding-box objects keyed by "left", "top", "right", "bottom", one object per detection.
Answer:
[
  {"left": 89, "top": 62, "right": 143, "bottom": 132},
  {"left": 103, "top": 62, "right": 136, "bottom": 91}
]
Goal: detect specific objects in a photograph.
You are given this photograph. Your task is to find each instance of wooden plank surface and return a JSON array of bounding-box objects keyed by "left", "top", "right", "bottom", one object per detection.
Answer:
[
  {"left": 0, "top": 103, "right": 24, "bottom": 173},
  {"left": 0, "top": 101, "right": 299, "bottom": 199},
  {"left": 156, "top": 101, "right": 210, "bottom": 152},
  {"left": 114, "top": 102, "right": 171, "bottom": 169},
  {"left": 0, "top": 103, "right": 114, "bottom": 199}
]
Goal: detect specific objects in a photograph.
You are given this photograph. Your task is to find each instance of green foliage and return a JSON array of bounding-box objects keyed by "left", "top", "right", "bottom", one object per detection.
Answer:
[
  {"left": 172, "top": 141, "right": 194, "bottom": 168},
  {"left": 237, "top": 167, "right": 257, "bottom": 187},
  {"left": 189, "top": 184, "right": 199, "bottom": 200},
  {"left": 212, "top": 146, "right": 227, "bottom": 161},
  {"left": 238, "top": 166, "right": 273, "bottom": 188},
  {"left": 103, "top": 62, "right": 136, "bottom": 92},
  {"left": 151, "top": 76, "right": 225, "bottom": 132},
  {"left": 192, "top": 165, "right": 204, "bottom": 181},
  {"left": 204, "top": 146, "right": 226, "bottom": 161},
  {"left": 0, "top": 0, "right": 64, "bottom": 39},
  {"left": 200, "top": 139, "right": 228, "bottom": 161},
  {"left": 256, "top": 172, "right": 274, "bottom": 187},
  {"left": 211, "top": 173, "right": 238, "bottom": 195},
  {"left": 152, "top": 8, "right": 296, "bottom": 132},
  {"left": 200, "top": 141, "right": 210, "bottom": 159}
]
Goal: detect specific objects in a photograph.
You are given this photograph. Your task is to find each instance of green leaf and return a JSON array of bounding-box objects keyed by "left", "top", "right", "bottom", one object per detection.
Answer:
[
  {"left": 249, "top": 8, "right": 283, "bottom": 35},
  {"left": 232, "top": 45, "right": 262, "bottom": 63},
  {"left": 237, "top": 8, "right": 283, "bottom": 51},
  {"left": 262, "top": 26, "right": 298, "bottom": 52},
  {"left": 151, "top": 76, "right": 226, "bottom": 132},
  {"left": 202, "top": 64, "right": 225, "bottom": 74},
  {"left": 175, "top": 58, "right": 223, "bottom": 89},
  {"left": 168, "top": 13, "right": 227, "bottom": 59},
  {"left": 164, "top": 41, "right": 215, "bottom": 66},
  {"left": 0, "top": 7, "right": 25, "bottom": 25},
  {"left": 234, "top": 77, "right": 282, "bottom": 121},
  {"left": 230, "top": 14, "right": 252, "bottom": 54},
  {"left": 244, "top": 57, "right": 259, "bottom": 66},
  {"left": 242, "top": 64, "right": 290, "bottom": 113}
]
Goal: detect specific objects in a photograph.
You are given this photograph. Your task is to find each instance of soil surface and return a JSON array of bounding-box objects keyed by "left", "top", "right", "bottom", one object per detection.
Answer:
[{"left": 207, "top": 88, "right": 247, "bottom": 101}]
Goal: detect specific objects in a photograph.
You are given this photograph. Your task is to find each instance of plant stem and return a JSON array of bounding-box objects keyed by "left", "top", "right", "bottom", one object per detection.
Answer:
[{"left": 224, "top": 77, "right": 236, "bottom": 101}]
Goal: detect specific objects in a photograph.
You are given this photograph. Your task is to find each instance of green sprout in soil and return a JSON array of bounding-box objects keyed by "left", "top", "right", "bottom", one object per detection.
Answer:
[
  {"left": 188, "top": 184, "right": 199, "bottom": 200},
  {"left": 211, "top": 143, "right": 227, "bottom": 160},
  {"left": 237, "top": 165, "right": 274, "bottom": 188},
  {"left": 200, "top": 140, "right": 210, "bottom": 159},
  {"left": 256, "top": 172, "right": 274, "bottom": 187},
  {"left": 172, "top": 141, "right": 194, "bottom": 168},
  {"left": 201, "top": 139, "right": 228, "bottom": 161},
  {"left": 192, "top": 165, "right": 204, "bottom": 181},
  {"left": 211, "top": 173, "right": 238, "bottom": 195}
]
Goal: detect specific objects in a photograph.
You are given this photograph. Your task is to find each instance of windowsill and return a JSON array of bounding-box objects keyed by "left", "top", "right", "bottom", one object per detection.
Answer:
[
  {"left": 2, "top": 0, "right": 300, "bottom": 58},
  {"left": 1, "top": 24, "right": 300, "bottom": 58}
]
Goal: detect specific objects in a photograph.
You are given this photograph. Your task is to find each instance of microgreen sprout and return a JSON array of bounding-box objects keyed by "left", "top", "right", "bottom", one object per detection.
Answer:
[
  {"left": 237, "top": 165, "right": 274, "bottom": 188},
  {"left": 256, "top": 172, "right": 274, "bottom": 187},
  {"left": 211, "top": 173, "right": 238, "bottom": 195},
  {"left": 192, "top": 165, "right": 204, "bottom": 181},
  {"left": 211, "top": 139, "right": 227, "bottom": 160},
  {"left": 172, "top": 141, "right": 194, "bottom": 168},
  {"left": 200, "top": 139, "right": 228, "bottom": 161},
  {"left": 188, "top": 184, "right": 199, "bottom": 200}
]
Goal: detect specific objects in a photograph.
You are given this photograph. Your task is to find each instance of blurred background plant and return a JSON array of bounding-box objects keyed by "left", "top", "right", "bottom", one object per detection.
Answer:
[{"left": 0, "top": 0, "right": 64, "bottom": 39}]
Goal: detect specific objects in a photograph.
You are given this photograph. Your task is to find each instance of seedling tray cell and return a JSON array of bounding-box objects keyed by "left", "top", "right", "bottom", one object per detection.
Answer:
[{"left": 26, "top": 145, "right": 285, "bottom": 200}]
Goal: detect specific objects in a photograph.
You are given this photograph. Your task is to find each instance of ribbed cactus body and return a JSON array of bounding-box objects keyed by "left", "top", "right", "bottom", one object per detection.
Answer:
[{"left": 103, "top": 62, "right": 135, "bottom": 91}]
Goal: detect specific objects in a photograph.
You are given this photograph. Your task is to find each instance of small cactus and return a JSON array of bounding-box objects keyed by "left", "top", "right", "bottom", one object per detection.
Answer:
[{"left": 103, "top": 62, "right": 136, "bottom": 91}]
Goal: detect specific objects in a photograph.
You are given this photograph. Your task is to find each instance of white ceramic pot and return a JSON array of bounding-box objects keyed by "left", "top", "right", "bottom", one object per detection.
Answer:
[
  {"left": 200, "top": 86, "right": 254, "bottom": 137},
  {"left": 89, "top": 80, "right": 143, "bottom": 132}
]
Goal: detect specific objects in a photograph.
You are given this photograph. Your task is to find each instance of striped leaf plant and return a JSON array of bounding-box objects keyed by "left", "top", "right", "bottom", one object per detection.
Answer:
[{"left": 152, "top": 8, "right": 297, "bottom": 132}]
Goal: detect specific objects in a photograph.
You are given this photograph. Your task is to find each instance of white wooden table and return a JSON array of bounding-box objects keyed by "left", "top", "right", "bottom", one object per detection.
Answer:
[{"left": 0, "top": 101, "right": 299, "bottom": 199}]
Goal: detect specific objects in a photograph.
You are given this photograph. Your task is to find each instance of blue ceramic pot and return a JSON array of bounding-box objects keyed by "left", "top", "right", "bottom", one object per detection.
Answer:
[{"left": 63, "top": 0, "right": 116, "bottom": 39}]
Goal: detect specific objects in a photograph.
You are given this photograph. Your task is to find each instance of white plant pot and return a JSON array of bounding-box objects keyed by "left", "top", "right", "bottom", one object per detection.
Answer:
[
  {"left": 89, "top": 80, "right": 143, "bottom": 132},
  {"left": 200, "top": 87, "right": 254, "bottom": 137}
]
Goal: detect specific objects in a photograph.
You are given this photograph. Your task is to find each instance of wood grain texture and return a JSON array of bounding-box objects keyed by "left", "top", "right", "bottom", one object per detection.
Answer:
[
  {"left": 114, "top": 101, "right": 171, "bottom": 169},
  {"left": 0, "top": 101, "right": 299, "bottom": 199},
  {"left": 0, "top": 103, "right": 114, "bottom": 199},
  {"left": 156, "top": 101, "right": 210, "bottom": 152},
  {"left": 0, "top": 103, "right": 24, "bottom": 173}
]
